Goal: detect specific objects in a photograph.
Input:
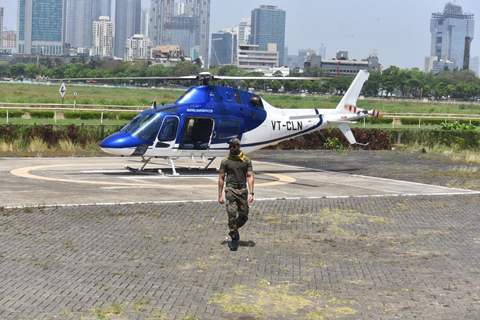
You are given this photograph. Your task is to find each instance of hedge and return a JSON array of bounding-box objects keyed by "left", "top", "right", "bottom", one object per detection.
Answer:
[
  {"left": 0, "top": 110, "right": 24, "bottom": 118},
  {"left": 1, "top": 125, "right": 479, "bottom": 151},
  {"left": 0, "top": 124, "right": 121, "bottom": 147}
]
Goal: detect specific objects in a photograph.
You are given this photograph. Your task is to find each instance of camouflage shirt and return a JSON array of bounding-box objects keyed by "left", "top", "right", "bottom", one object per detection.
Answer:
[{"left": 220, "top": 157, "right": 253, "bottom": 189}]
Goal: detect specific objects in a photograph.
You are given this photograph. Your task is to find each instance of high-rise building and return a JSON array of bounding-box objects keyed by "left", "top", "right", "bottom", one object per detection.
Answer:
[
  {"left": 470, "top": 57, "right": 479, "bottom": 76},
  {"left": 65, "top": 0, "right": 111, "bottom": 50},
  {"left": 319, "top": 44, "right": 327, "bottom": 59},
  {"left": 17, "top": 0, "right": 67, "bottom": 55},
  {"left": 238, "top": 18, "right": 251, "bottom": 45},
  {"left": 115, "top": 0, "right": 142, "bottom": 58},
  {"left": 211, "top": 30, "right": 237, "bottom": 66},
  {"left": 250, "top": 5, "right": 286, "bottom": 66},
  {"left": 0, "top": 7, "right": 3, "bottom": 33},
  {"left": 65, "top": 0, "right": 93, "bottom": 49},
  {"left": 237, "top": 43, "right": 279, "bottom": 71},
  {"left": 0, "top": 7, "right": 4, "bottom": 46},
  {"left": 149, "top": 0, "right": 210, "bottom": 66},
  {"left": 429, "top": 3, "right": 475, "bottom": 70},
  {"left": 141, "top": 8, "right": 150, "bottom": 36},
  {"left": 125, "top": 34, "right": 153, "bottom": 61},
  {"left": 3, "top": 31, "right": 17, "bottom": 50},
  {"left": 91, "top": 16, "right": 113, "bottom": 57},
  {"left": 92, "top": 0, "right": 111, "bottom": 20}
]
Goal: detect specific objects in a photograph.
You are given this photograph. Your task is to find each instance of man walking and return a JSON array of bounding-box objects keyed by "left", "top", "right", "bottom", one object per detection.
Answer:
[{"left": 218, "top": 138, "right": 255, "bottom": 251}]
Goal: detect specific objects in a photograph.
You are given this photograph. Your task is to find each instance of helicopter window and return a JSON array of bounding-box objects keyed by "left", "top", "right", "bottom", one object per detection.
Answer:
[
  {"left": 121, "top": 113, "right": 156, "bottom": 133},
  {"left": 132, "top": 114, "right": 163, "bottom": 142},
  {"left": 176, "top": 87, "right": 211, "bottom": 105},
  {"left": 157, "top": 117, "right": 179, "bottom": 141},
  {"left": 250, "top": 95, "right": 263, "bottom": 108}
]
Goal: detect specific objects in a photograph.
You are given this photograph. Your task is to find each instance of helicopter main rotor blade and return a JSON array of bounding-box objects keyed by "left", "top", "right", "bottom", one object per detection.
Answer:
[
  {"left": 215, "top": 76, "right": 329, "bottom": 81},
  {"left": 45, "top": 76, "right": 198, "bottom": 82}
]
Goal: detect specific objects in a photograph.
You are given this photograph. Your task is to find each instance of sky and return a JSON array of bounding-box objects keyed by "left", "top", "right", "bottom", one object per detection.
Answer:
[{"left": 1, "top": 0, "right": 479, "bottom": 69}]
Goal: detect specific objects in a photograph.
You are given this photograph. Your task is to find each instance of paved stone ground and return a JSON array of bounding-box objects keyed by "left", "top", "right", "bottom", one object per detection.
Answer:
[
  {"left": 252, "top": 150, "right": 480, "bottom": 191},
  {"left": 0, "top": 195, "right": 480, "bottom": 319}
]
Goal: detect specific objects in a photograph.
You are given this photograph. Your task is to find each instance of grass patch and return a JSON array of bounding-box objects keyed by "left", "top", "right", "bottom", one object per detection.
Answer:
[
  {"left": 92, "top": 303, "right": 123, "bottom": 320},
  {"left": 315, "top": 208, "right": 389, "bottom": 239},
  {"left": 210, "top": 280, "right": 357, "bottom": 319}
]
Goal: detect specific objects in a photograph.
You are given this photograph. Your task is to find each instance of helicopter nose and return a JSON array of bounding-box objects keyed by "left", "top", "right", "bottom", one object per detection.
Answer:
[{"left": 100, "top": 132, "right": 145, "bottom": 156}]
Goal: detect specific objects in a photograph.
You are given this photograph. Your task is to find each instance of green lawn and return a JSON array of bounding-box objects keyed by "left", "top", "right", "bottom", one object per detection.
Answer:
[
  {"left": 1, "top": 82, "right": 480, "bottom": 115},
  {"left": 1, "top": 118, "right": 128, "bottom": 126},
  {"left": 263, "top": 94, "right": 480, "bottom": 114},
  {"left": 0, "top": 83, "right": 181, "bottom": 106}
]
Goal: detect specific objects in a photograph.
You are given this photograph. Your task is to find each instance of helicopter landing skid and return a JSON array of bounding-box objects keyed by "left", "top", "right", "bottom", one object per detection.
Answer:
[
  {"left": 125, "top": 157, "right": 161, "bottom": 174},
  {"left": 125, "top": 157, "right": 180, "bottom": 176},
  {"left": 125, "top": 166, "right": 162, "bottom": 174}
]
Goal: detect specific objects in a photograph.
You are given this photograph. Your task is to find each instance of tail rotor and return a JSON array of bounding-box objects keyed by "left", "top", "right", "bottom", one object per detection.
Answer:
[{"left": 343, "top": 104, "right": 382, "bottom": 118}]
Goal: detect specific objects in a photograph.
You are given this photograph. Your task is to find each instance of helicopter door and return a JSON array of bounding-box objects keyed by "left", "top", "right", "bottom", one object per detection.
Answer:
[
  {"left": 154, "top": 115, "right": 179, "bottom": 149},
  {"left": 179, "top": 117, "right": 214, "bottom": 150}
]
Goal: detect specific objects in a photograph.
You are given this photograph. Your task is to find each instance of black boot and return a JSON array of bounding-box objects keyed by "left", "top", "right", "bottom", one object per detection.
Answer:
[{"left": 228, "top": 230, "right": 239, "bottom": 251}]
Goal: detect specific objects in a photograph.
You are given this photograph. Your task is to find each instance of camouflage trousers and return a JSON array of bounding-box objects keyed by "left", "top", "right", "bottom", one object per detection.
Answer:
[{"left": 225, "top": 188, "right": 249, "bottom": 232}]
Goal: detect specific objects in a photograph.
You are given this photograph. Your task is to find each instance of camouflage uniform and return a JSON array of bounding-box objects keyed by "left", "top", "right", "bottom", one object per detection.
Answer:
[{"left": 220, "top": 156, "right": 253, "bottom": 234}]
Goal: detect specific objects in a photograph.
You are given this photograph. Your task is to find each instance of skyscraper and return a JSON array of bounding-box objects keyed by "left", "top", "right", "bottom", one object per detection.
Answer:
[
  {"left": 115, "top": 0, "right": 142, "bottom": 58},
  {"left": 149, "top": 0, "right": 210, "bottom": 66},
  {"left": 141, "top": 8, "right": 150, "bottom": 36},
  {"left": 250, "top": 5, "right": 286, "bottom": 66},
  {"left": 17, "top": 0, "right": 66, "bottom": 55},
  {"left": 0, "top": 7, "right": 4, "bottom": 46},
  {"left": 65, "top": 0, "right": 93, "bottom": 49},
  {"left": 429, "top": 3, "right": 475, "bottom": 70},
  {"left": 238, "top": 18, "right": 251, "bottom": 45},
  {"left": 211, "top": 30, "right": 237, "bottom": 66},
  {"left": 92, "top": 0, "right": 111, "bottom": 20},
  {"left": 91, "top": 16, "right": 113, "bottom": 57}
]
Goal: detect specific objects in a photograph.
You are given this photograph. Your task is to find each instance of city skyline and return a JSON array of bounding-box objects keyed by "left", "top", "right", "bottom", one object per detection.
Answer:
[{"left": 1, "top": 0, "right": 479, "bottom": 68}]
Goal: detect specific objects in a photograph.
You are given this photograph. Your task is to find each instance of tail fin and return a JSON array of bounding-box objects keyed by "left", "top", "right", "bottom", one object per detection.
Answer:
[{"left": 335, "top": 70, "right": 370, "bottom": 112}]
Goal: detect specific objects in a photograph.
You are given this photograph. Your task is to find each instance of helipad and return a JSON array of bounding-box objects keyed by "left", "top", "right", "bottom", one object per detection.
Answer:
[{"left": 0, "top": 156, "right": 476, "bottom": 208}]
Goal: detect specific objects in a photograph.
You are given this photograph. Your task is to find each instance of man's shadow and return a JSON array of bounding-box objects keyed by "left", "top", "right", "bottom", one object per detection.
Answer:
[{"left": 221, "top": 240, "right": 256, "bottom": 248}]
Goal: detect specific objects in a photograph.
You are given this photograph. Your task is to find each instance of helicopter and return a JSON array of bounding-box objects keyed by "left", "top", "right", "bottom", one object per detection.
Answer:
[{"left": 56, "top": 70, "right": 380, "bottom": 175}]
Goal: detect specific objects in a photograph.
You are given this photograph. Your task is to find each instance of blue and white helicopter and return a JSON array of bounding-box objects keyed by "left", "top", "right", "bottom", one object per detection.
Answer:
[{"left": 63, "top": 70, "right": 380, "bottom": 174}]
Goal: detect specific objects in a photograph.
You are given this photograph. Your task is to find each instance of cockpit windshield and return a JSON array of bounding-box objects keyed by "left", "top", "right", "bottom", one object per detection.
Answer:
[
  {"left": 121, "top": 112, "right": 163, "bottom": 142},
  {"left": 176, "top": 86, "right": 214, "bottom": 105}
]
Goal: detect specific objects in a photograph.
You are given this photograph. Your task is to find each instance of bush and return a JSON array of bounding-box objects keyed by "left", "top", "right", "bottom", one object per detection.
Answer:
[
  {"left": 366, "top": 117, "right": 392, "bottom": 125},
  {"left": 119, "top": 112, "right": 138, "bottom": 120},
  {"left": 102, "top": 112, "right": 118, "bottom": 120},
  {"left": 392, "top": 129, "right": 480, "bottom": 150},
  {"left": 64, "top": 112, "right": 81, "bottom": 119},
  {"left": 440, "top": 121, "right": 477, "bottom": 131},
  {"left": 78, "top": 112, "right": 102, "bottom": 120},
  {"left": 64, "top": 111, "right": 104, "bottom": 120},
  {"left": 0, "top": 124, "right": 122, "bottom": 148},
  {"left": 29, "top": 111, "right": 55, "bottom": 119},
  {"left": 0, "top": 110, "right": 24, "bottom": 118}
]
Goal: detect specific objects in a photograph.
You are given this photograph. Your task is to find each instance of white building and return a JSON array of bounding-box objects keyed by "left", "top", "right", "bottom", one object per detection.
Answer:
[
  {"left": 237, "top": 43, "right": 279, "bottom": 71},
  {"left": 125, "top": 34, "right": 153, "bottom": 61},
  {"left": 238, "top": 18, "right": 251, "bottom": 45},
  {"left": 2, "top": 31, "right": 17, "bottom": 50},
  {"left": 425, "top": 56, "right": 454, "bottom": 73},
  {"left": 91, "top": 16, "right": 113, "bottom": 58}
]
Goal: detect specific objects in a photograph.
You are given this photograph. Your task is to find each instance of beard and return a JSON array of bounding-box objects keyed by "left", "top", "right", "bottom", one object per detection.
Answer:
[{"left": 229, "top": 149, "right": 241, "bottom": 156}]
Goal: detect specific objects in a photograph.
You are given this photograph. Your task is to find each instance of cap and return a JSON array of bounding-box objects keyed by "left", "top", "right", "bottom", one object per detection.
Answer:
[{"left": 228, "top": 138, "right": 241, "bottom": 146}]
